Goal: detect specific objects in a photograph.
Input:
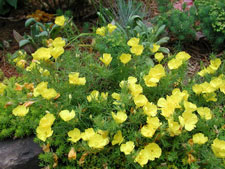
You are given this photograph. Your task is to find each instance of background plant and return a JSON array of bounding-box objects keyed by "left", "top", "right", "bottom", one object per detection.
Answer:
[
  {"left": 0, "top": 0, "right": 17, "bottom": 15},
  {"left": 195, "top": 0, "right": 225, "bottom": 48}
]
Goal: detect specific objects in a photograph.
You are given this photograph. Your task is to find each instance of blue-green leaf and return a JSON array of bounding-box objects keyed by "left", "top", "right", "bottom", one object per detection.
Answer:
[{"left": 19, "top": 39, "right": 30, "bottom": 47}]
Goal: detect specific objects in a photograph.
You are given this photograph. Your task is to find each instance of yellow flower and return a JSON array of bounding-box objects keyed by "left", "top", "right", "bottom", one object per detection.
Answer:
[
  {"left": 150, "top": 44, "right": 160, "bottom": 53},
  {"left": 36, "top": 113, "right": 55, "bottom": 142},
  {"left": 184, "top": 101, "right": 197, "bottom": 113},
  {"left": 175, "top": 51, "right": 191, "bottom": 61},
  {"left": 112, "top": 111, "right": 127, "bottom": 124},
  {"left": 167, "top": 119, "right": 182, "bottom": 137},
  {"left": 130, "top": 44, "right": 144, "bottom": 56},
  {"left": 154, "top": 52, "right": 164, "bottom": 62},
  {"left": 145, "top": 143, "right": 162, "bottom": 161},
  {"left": 134, "top": 94, "right": 148, "bottom": 108},
  {"left": 146, "top": 116, "right": 161, "bottom": 127},
  {"left": 168, "top": 58, "right": 183, "bottom": 70},
  {"left": 26, "top": 60, "right": 40, "bottom": 71},
  {"left": 127, "top": 37, "right": 140, "bottom": 46},
  {"left": 211, "top": 138, "right": 225, "bottom": 158},
  {"left": 16, "top": 59, "right": 26, "bottom": 68},
  {"left": 141, "top": 117, "right": 161, "bottom": 138},
  {"left": 157, "top": 96, "right": 176, "bottom": 118},
  {"left": 81, "top": 128, "right": 95, "bottom": 141},
  {"left": 52, "top": 37, "right": 66, "bottom": 48},
  {"left": 119, "top": 53, "right": 131, "bottom": 64},
  {"left": 12, "top": 105, "right": 29, "bottom": 117},
  {"left": 198, "top": 68, "right": 208, "bottom": 77},
  {"left": 36, "top": 126, "right": 53, "bottom": 142},
  {"left": 33, "top": 82, "right": 48, "bottom": 97},
  {"left": 39, "top": 113, "right": 55, "bottom": 128},
  {"left": 179, "top": 111, "right": 198, "bottom": 131},
  {"left": 88, "top": 133, "right": 109, "bottom": 149},
  {"left": 120, "top": 141, "right": 135, "bottom": 155},
  {"left": 134, "top": 149, "right": 150, "bottom": 167},
  {"left": 172, "top": 88, "right": 189, "bottom": 102},
  {"left": 39, "top": 68, "right": 50, "bottom": 76},
  {"left": 144, "top": 64, "right": 166, "bottom": 87},
  {"left": 41, "top": 88, "right": 58, "bottom": 100},
  {"left": 100, "top": 92, "right": 108, "bottom": 100},
  {"left": 210, "top": 77, "right": 223, "bottom": 90},
  {"left": 143, "top": 102, "right": 157, "bottom": 116},
  {"left": 96, "top": 27, "right": 106, "bottom": 36},
  {"left": 59, "top": 110, "right": 75, "bottom": 121},
  {"left": 197, "top": 107, "right": 212, "bottom": 120},
  {"left": 207, "top": 58, "right": 221, "bottom": 73},
  {"left": 128, "top": 76, "right": 137, "bottom": 84},
  {"left": 50, "top": 47, "right": 64, "bottom": 59},
  {"left": 107, "top": 24, "right": 117, "bottom": 33},
  {"left": 193, "top": 133, "right": 208, "bottom": 144},
  {"left": 141, "top": 124, "right": 157, "bottom": 138},
  {"left": 0, "top": 83, "right": 7, "bottom": 95},
  {"left": 111, "top": 92, "right": 121, "bottom": 100},
  {"left": 100, "top": 53, "right": 112, "bottom": 66},
  {"left": 129, "top": 84, "right": 143, "bottom": 97},
  {"left": 220, "top": 80, "right": 225, "bottom": 94},
  {"left": 192, "top": 84, "right": 202, "bottom": 95},
  {"left": 201, "top": 82, "right": 216, "bottom": 93},
  {"left": 32, "top": 47, "right": 51, "bottom": 61},
  {"left": 55, "top": 15, "right": 65, "bottom": 26},
  {"left": 87, "top": 90, "right": 99, "bottom": 102},
  {"left": 135, "top": 142, "right": 162, "bottom": 166},
  {"left": 69, "top": 72, "right": 86, "bottom": 85},
  {"left": 68, "top": 128, "right": 81, "bottom": 143},
  {"left": 203, "top": 92, "right": 217, "bottom": 102},
  {"left": 112, "top": 130, "right": 124, "bottom": 145}
]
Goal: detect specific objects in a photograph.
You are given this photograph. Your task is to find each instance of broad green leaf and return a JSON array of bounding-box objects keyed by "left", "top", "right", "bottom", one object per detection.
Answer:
[
  {"left": 19, "top": 39, "right": 30, "bottom": 47},
  {"left": 156, "top": 37, "right": 170, "bottom": 45},
  {"left": 145, "top": 57, "right": 154, "bottom": 67},
  {"left": 35, "top": 31, "right": 48, "bottom": 37},
  {"left": 159, "top": 47, "right": 170, "bottom": 54},
  {"left": 25, "top": 18, "right": 36, "bottom": 27},
  {"left": 155, "top": 25, "right": 166, "bottom": 37}
]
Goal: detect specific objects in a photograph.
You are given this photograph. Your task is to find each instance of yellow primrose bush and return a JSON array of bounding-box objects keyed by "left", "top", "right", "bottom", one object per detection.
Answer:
[{"left": 0, "top": 20, "right": 225, "bottom": 169}]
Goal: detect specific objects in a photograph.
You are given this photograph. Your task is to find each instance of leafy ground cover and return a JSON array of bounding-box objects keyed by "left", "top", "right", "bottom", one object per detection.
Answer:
[{"left": 0, "top": 0, "right": 225, "bottom": 168}]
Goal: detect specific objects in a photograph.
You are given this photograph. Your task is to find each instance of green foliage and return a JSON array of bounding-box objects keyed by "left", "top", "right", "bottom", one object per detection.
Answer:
[
  {"left": 0, "top": 13, "right": 225, "bottom": 169},
  {"left": 97, "top": 0, "right": 146, "bottom": 38},
  {"left": 20, "top": 17, "right": 62, "bottom": 49},
  {"left": 196, "top": 0, "right": 225, "bottom": 47},
  {"left": 0, "top": 0, "right": 17, "bottom": 15},
  {"left": 155, "top": 5, "right": 197, "bottom": 42}
]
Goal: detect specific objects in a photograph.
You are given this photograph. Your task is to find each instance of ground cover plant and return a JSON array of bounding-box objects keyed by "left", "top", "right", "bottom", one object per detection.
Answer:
[
  {"left": 0, "top": 2, "right": 225, "bottom": 169},
  {"left": 155, "top": 0, "right": 225, "bottom": 49}
]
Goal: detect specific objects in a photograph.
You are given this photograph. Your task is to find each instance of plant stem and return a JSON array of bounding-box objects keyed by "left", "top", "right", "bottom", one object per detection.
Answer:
[{"left": 65, "top": 33, "right": 95, "bottom": 47}]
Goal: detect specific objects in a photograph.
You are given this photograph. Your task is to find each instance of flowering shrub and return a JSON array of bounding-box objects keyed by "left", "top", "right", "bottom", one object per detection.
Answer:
[{"left": 0, "top": 17, "right": 225, "bottom": 169}]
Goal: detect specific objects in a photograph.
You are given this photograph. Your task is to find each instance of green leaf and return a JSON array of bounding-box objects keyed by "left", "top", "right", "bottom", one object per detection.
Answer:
[
  {"left": 25, "top": 18, "right": 36, "bottom": 27},
  {"left": 156, "top": 37, "right": 170, "bottom": 45},
  {"left": 159, "top": 47, "right": 170, "bottom": 54},
  {"left": 6, "top": 0, "right": 17, "bottom": 8},
  {"left": 155, "top": 25, "right": 166, "bottom": 37},
  {"left": 36, "top": 22, "right": 46, "bottom": 31},
  {"left": 19, "top": 39, "right": 30, "bottom": 47},
  {"left": 35, "top": 31, "right": 48, "bottom": 37},
  {"left": 145, "top": 57, "right": 154, "bottom": 67}
]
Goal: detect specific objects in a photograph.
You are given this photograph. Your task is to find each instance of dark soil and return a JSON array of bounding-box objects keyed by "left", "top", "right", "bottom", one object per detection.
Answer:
[{"left": 0, "top": 9, "right": 29, "bottom": 78}]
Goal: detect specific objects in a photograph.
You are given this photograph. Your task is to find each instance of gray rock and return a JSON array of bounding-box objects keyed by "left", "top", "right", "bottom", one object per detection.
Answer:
[{"left": 0, "top": 137, "right": 42, "bottom": 169}]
